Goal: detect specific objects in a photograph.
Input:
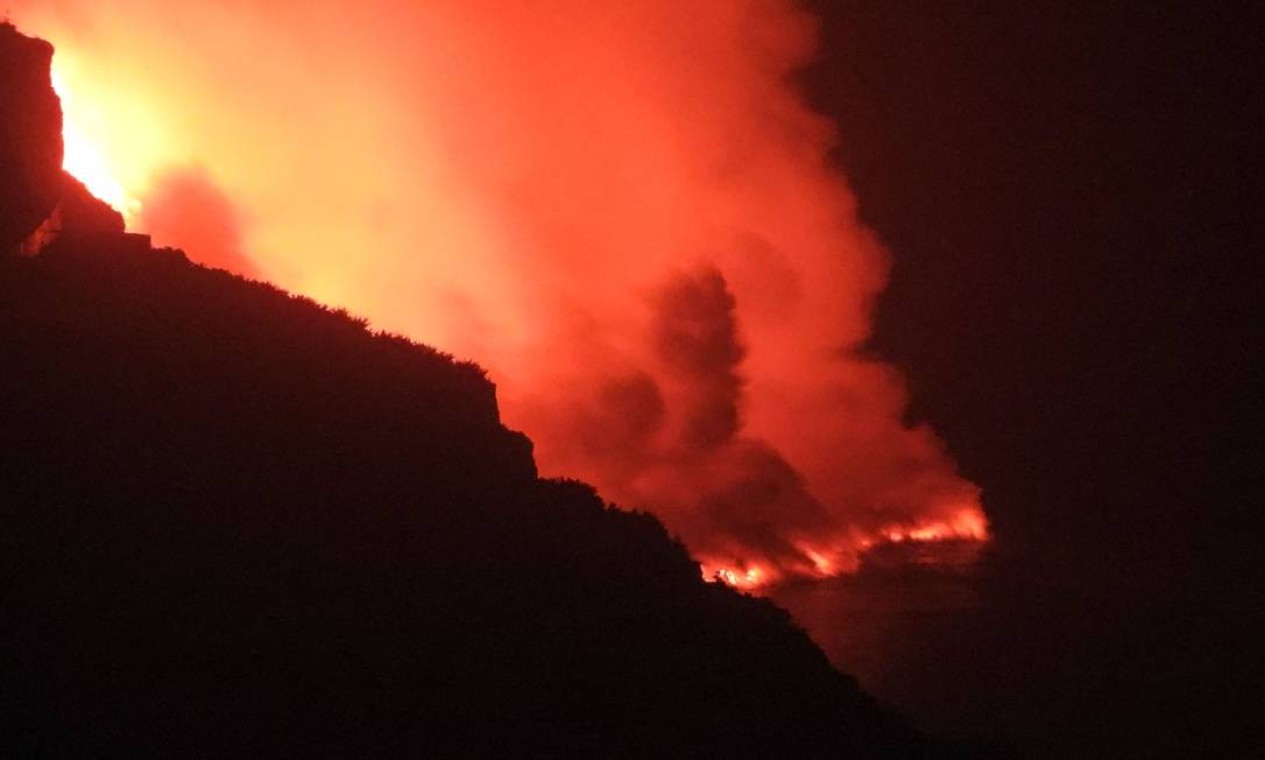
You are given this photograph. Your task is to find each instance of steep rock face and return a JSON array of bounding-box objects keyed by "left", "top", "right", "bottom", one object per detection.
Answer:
[
  {"left": 58, "top": 173, "right": 127, "bottom": 237},
  {"left": 0, "top": 23, "right": 63, "bottom": 251},
  {"left": 1, "top": 23, "right": 124, "bottom": 255}
]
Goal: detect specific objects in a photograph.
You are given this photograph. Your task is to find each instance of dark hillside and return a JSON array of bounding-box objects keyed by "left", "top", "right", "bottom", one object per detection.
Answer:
[
  {"left": 0, "top": 22, "right": 62, "bottom": 252},
  {"left": 0, "top": 23, "right": 935, "bottom": 753},
  {"left": 0, "top": 242, "right": 934, "bottom": 756}
]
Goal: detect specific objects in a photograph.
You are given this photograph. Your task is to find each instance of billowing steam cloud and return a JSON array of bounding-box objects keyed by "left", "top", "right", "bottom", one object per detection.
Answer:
[
  {"left": 13, "top": 0, "right": 985, "bottom": 583},
  {"left": 140, "top": 167, "right": 259, "bottom": 278}
]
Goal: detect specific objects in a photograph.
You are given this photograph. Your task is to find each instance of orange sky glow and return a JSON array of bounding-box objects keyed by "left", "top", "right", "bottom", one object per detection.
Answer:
[{"left": 13, "top": 0, "right": 986, "bottom": 588}]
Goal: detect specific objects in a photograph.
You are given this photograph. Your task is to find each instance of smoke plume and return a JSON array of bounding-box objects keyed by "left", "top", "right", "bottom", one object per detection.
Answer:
[
  {"left": 140, "top": 167, "right": 258, "bottom": 277},
  {"left": 13, "top": 0, "right": 985, "bottom": 582}
]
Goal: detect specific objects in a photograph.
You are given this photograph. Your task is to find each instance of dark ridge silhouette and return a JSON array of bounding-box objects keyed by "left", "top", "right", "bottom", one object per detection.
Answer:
[
  {"left": 2, "top": 21, "right": 130, "bottom": 258},
  {"left": 0, "top": 22, "right": 62, "bottom": 254},
  {"left": 0, "top": 23, "right": 956, "bottom": 757}
]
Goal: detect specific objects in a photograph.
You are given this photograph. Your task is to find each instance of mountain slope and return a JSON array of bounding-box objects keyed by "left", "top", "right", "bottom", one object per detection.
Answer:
[
  {"left": 0, "top": 23, "right": 936, "bottom": 757},
  {"left": 0, "top": 234, "right": 929, "bottom": 758}
]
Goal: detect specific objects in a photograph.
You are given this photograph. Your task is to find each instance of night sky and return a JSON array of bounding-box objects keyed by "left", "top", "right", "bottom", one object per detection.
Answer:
[{"left": 805, "top": 1, "right": 1259, "bottom": 752}]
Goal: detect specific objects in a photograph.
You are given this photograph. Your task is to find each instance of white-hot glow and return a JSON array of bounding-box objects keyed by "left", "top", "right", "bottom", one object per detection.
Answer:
[{"left": 51, "top": 64, "right": 142, "bottom": 222}]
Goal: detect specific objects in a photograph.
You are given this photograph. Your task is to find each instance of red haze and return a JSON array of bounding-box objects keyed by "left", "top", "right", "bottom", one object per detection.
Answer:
[
  {"left": 140, "top": 168, "right": 258, "bottom": 277},
  {"left": 13, "top": 0, "right": 985, "bottom": 584}
]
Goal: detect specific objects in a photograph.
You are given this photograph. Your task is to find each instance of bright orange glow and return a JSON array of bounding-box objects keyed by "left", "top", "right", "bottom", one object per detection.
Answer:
[
  {"left": 43, "top": 39, "right": 180, "bottom": 227},
  {"left": 878, "top": 508, "right": 991, "bottom": 545},
  {"left": 52, "top": 68, "right": 135, "bottom": 219},
  {"left": 705, "top": 564, "right": 769, "bottom": 591},
  {"left": 704, "top": 506, "right": 988, "bottom": 590},
  {"left": 11, "top": 2, "right": 989, "bottom": 586}
]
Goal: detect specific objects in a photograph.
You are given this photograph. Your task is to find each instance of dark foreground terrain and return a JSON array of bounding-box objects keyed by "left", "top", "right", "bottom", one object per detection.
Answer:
[
  {"left": 0, "top": 238, "right": 942, "bottom": 757},
  {"left": 0, "top": 21, "right": 957, "bottom": 757}
]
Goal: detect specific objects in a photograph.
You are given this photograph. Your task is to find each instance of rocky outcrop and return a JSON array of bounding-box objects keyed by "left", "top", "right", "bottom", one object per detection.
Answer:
[
  {"left": 0, "top": 22, "right": 63, "bottom": 253},
  {"left": 59, "top": 173, "right": 127, "bottom": 237},
  {"left": 2, "top": 22, "right": 130, "bottom": 257}
]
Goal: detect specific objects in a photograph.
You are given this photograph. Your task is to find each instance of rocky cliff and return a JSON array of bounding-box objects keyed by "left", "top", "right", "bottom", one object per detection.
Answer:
[
  {"left": 0, "top": 22, "right": 62, "bottom": 251},
  {"left": 1, "top": 22, "right": 126, "bottom": 257}
]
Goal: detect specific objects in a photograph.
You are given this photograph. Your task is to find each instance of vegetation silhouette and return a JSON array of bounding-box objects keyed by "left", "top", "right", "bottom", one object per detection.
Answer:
[
  {"left": 0, "top": 235, "right": 940, "bottom": 758},
  {"left": 0, "top": 22, "right": 964, "bottom": 758}
]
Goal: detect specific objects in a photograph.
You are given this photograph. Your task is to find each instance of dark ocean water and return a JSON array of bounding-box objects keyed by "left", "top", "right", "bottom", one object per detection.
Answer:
[
  {"left": 772, "top": 542, "right": 984, "bottom": 679},
  {"left": 771, "top": 540, "right": 1255, "bottom": 756},
  {"left": 772, "top": 542, "right": 1148, "bottom": 753},
  {"left": 770, "top": 541, "right": 1003, "bottom": 743}
]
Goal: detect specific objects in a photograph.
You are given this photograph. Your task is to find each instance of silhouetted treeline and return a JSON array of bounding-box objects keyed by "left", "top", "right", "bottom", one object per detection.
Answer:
[{"left": 0, "top": 242, "right": 944, "bottom": 757}]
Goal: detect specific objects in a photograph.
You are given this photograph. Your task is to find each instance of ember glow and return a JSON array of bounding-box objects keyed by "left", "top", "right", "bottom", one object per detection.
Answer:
[
  {"left": 877, "top": 510, "right": 990, "bottom": 546},
  {"left": 13, "top": 1, "right": 987, "bottom": 587}
]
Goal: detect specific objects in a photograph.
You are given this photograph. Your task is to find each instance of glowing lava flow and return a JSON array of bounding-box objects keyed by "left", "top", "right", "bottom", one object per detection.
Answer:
[
  {"left": 876, "top": 511, "right": 990, "bottom": 546},
  {"left": 708, "top": 566, "right": 767, "bottom": 590},
  {"left": 705, "top": 506, "right": 989, "bottom": 591}
]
